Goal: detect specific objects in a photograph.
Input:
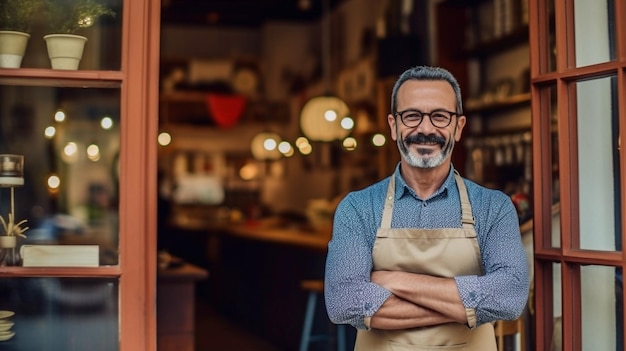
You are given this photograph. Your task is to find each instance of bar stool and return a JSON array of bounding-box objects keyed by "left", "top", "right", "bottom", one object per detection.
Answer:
[{"left": 299, "top": 279, "right": 346, "bottom": 351}]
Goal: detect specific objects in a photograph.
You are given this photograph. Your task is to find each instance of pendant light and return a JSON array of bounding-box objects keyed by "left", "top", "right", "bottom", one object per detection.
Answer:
[{"left": 299, "top": 0, "right": 351, "bottom": 142}]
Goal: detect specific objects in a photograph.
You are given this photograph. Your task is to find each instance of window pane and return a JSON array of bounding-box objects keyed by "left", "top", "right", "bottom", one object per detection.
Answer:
[
  {"left": 581, "top": 265, "right": 622, "bottom": 350},
  {"left": 576, "top": 76, "right": 619, "bottom": 251},
  {"left": 0, "top": 277, "right": 118, "bottom": 350},
  {"left": 0, "top": 85, "right": 120, "bottom": 266},
  {"left": 18, "top": 0, "right": 122, "bottom": 70},
  {"left": 573, "top": 0, "right": 615, "bottom": 67}
]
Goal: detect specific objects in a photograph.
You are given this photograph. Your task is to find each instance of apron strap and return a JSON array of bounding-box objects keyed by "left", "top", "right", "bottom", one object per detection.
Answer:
[
  {"left": 382, "top": 171, "right": 476, "bottom": 231},
  {"left": 454, "top": 170, "right": 474, "bottom": 228},
  {"left": 381, "top": 176, "right": 395, "bottom": 229}
]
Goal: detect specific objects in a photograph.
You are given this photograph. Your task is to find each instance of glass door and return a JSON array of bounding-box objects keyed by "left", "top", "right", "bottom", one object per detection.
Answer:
[
  {"left": 529, "top": 0, "right": 626, "bottom": 349},
  {"left": 0, "top": 0, "right": 160, "bottom": 349}
]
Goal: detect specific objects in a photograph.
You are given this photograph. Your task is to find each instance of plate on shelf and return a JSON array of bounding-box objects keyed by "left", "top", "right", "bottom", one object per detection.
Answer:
[
  {"left": 0, "top": 331, "right": 14, "bottom": 341},
  {"left": 0, "top": 320, "right": 13, "bottom": 331},
  {"left": 0, "top": 311, "right": 13, "bottom": 319}
]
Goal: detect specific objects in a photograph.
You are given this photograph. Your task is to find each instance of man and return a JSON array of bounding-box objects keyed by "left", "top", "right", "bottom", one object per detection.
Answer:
[{"left": 324, "top": 66, "right": 529, "bottom": 350}]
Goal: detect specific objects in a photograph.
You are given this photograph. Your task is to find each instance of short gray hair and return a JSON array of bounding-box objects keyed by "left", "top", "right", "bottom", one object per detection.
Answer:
[{"left": 390, "top": 66, "right": 463, "bottom": 115}]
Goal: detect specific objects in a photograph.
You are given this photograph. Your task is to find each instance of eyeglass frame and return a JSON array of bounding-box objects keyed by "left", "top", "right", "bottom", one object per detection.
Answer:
[{"left": 393, "top": 108, "right": 460, "bottom": 128}]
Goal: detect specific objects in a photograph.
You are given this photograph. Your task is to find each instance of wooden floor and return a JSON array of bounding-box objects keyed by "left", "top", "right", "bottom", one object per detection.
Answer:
[{"left": 194, "top": 298, "right": 282, "bottom": 351}]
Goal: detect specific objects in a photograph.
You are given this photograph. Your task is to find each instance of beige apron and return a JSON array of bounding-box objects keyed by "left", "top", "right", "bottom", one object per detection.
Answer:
[{"left": 354, "top": 172, "right": 496, "bottom": 351}]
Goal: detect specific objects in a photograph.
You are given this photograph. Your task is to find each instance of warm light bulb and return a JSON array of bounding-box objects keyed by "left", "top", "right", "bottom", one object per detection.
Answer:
[
  {"left": 372, "top": 133, "right": 386, "bottom": 147},
  {"left": 343, "top": 137, "right": 357, "bottom": 151},
  {"left": 158, "top": 132, "right": 172, "bottom": 146},
  {"left": 87, "top": 144, "right": 100, "bottom": 161},
  {"left": 101, "top": 116, "right": 114, "bottom": 130},
  {"left": 44, "top": 126, "right": 56, "bottom": 139},
  {"left": 324, "top": 109, "right": 337, "bottom": 122},
  {"left": 54, "top": 110, "right": 66, "bottom": 122},
  {"left": 341, "top": 117, "right": 354, "bottom": 130},
  {"left": 263, "top": 137, "right": 278, "bottom": 151},
  {"left": 48, "top": 175, "right": 61, "bottom": 189}
]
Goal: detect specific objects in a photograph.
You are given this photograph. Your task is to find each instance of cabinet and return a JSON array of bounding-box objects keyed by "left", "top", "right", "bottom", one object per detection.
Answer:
[
  {"left": 437, "top": 0, "right": 531, "bottom": 219},
  {"left": 0, "top": 0, "right": 160, "bottom": 350}
]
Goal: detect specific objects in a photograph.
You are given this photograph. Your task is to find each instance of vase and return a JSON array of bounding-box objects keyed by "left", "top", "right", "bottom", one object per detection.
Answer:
[
  {"left": 0, "top": 236, "right": 20, "bottom": 266},
  {"left": 0, "top": 31, "right": 30, "bottom": 69},
  {"left": 43, "top": 34, "right": 88, "bottom": 70}
]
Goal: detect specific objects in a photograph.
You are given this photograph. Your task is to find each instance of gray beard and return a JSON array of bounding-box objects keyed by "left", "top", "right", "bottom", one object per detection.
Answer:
[{"left": 398, "top": 136, "right": 454, "bottom": 168}]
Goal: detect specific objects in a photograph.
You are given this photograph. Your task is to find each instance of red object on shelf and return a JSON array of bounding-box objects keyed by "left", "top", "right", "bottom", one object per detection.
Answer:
[{"left": 205, "top": 93, "right": 247, "bottom": 128}]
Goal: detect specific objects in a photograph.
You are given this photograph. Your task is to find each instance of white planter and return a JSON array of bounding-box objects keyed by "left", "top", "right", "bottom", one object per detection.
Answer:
[
  {"left": 44, "top": 34, "right": 88, "bottom": 70},
  {"left": 0, "top": 236, "right": 16, "bottom": 249},
  {"left": 0, "top": 31, "right": 30, "bottom": 68}
]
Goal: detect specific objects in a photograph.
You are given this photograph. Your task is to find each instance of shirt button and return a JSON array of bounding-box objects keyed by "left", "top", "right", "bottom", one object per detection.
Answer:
[{"left": 469, "top": 292, "right": 476, "bottom": 300}]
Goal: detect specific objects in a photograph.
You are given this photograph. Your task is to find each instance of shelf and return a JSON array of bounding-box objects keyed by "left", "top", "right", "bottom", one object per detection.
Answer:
[
  {"left": 465, "top": 92, "right": 530, "bottom": 114},
  {"left": 0, "top": 265, "right": 121, "bottom": 277},
  {"left": 0, "top": 68, "right": 123, "bottom": 88},
  {"left": 462, "top": 26, "right": 529, "bottom": 58}
]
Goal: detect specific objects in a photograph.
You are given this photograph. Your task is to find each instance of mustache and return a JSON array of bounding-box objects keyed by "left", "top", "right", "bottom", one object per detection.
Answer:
[{"left": 404, "top": 133, "right": 446, "bottom": 146}]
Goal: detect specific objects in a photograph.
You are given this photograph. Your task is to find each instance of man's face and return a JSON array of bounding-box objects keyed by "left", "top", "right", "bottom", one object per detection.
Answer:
[{"left": 387, "top": 80, "right": 466, "bottom": 169}]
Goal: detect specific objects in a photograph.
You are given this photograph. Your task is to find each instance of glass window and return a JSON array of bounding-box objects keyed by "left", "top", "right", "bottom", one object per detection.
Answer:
[
  {"left": 551, "top": 262, "right": 563, "bottom": 347},
  {"left": 0, "top": 277, "right": 119, "bottom": 350},
  {"left": 573, "top": 0, "right": 615, "bottom": 67},
  {"left": 581, "top": 265, "right": 622, "bottom": 350},
  {"left": 576, "top": 76, "right": 619, "bottom": 251},
  {"left": 0, "top": 85, "right": 120, "bottom": 266}
]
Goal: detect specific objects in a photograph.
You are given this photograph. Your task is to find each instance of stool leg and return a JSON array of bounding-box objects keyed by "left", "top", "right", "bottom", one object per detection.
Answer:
[
  {"left": 299, "top": 291, "right": 318, "bottom": 351},
  {"left": 337, "top": 324, "right": 346, "bottom": 351}
]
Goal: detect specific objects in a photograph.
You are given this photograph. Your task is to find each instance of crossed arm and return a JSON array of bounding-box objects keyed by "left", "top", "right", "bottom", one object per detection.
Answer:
[{"left": 369, "top": 270, "right": 469, "bottom": 330}]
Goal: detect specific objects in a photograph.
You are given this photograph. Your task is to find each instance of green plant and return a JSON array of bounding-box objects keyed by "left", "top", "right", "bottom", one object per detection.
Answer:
[
  {"left": 0, "top": 0, "right": 43, "bottom": 32},
  {"left": 44, "top": 0, "right": 115, "bottom": 34}
]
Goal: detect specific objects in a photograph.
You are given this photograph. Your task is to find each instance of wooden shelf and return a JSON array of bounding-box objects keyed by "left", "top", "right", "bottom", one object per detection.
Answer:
[
  {"left": 465, "top": 92, "right": 531, "bottom": 114},
  {"left": 0, "top": 68, "right": 123, "bottom": 87}
]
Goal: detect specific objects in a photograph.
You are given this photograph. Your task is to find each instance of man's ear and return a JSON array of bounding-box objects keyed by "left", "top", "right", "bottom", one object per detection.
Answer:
[
  {"left": 454, "top": 115, "right": 466, "bottom": 141},
  {"left": 388, "top": 113, "right": 398, "bottom": 141}
]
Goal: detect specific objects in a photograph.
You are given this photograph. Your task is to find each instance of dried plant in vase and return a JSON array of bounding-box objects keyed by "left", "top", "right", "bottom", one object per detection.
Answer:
[{"left": 0, "top": 213, "right": 28, "bottom": 239}]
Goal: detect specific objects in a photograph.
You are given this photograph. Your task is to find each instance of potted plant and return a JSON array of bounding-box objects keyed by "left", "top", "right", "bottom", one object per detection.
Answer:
[
  {"left": 0, "top": 0, "right": 43, "bottom": 68},
  {"left": 0, "top": 154, "right": 28, "bottom": 266},
  {"left": 42, "top": 0, "right": 115, "bottom": 70}
]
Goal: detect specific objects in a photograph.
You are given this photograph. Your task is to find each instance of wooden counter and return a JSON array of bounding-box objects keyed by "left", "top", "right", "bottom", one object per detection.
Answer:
[
  {"left": 157, "top": 263, "right": 209, "bottom": 351},
  {"left": 164, "top": 217, "right": 331, "bottom": 350},
  {"left": 223, "top": 221, "right": 331, "bottom": 252}
]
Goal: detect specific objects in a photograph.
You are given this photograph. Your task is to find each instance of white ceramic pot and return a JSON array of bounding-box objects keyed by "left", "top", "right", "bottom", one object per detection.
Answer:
[
  {"left": 43, "top": 34, "right": 88, "bottom": 70},
  {"left": 0, "top": 31, "right": 30, "bottom": 68},
  {"left": 0, "top": 236, "right": 16, "bottom": 249}
]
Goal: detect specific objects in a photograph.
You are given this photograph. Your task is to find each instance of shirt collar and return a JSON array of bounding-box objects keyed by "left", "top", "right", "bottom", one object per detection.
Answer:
[{"left": 393, "top": 163, "right": 456, "bottom": 201}]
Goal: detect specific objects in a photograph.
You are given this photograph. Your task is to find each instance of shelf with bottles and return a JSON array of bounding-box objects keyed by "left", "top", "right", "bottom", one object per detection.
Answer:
[{"left": 460, "top": 0, "right": 529, "bottom": 54}]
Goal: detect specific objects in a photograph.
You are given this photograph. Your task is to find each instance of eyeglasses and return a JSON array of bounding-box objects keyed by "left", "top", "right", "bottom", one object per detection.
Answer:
[{"left": 394, "top": 109, "right": 459, "bottom": 128}]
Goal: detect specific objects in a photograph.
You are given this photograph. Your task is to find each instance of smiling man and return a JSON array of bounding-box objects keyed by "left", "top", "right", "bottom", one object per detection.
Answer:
[{"left": 324, "top": 66, "right": 529, "bottom": 350}]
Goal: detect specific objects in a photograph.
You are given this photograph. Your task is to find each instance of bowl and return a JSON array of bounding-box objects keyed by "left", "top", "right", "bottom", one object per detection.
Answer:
[
  {"left": 0, "top": 320, "right": 13, "bottom": 332},
  {"left": 0, "top": 311, "right": 14, "bottom": 319},
  {"left": 0, "top": 330, "right": 14, "bottom": 341}
]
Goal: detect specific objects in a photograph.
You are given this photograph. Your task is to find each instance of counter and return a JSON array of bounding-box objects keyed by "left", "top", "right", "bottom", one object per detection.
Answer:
[
  {"left": 157, "top": 262, "right": 209, "bottom": 351},
  {"left": 163, "top": 217, "right": 331, "bottom": 350}
]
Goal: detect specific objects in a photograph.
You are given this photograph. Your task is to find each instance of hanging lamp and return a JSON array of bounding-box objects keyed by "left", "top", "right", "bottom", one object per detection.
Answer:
[{"left": 299, "top": 0, "right": 351, "bottom": 142}]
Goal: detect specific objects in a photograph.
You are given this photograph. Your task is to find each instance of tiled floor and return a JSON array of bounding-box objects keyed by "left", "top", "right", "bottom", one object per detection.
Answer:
[{"left": 194, "top": 298, "right": 281, "bottom": 351}]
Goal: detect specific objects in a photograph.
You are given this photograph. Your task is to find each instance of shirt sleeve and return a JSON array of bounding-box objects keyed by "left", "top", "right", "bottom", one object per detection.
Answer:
[
  {"left": 454, "top": 190, "right": 530, "bottom": 325},
  {"left": 324, "top": 192, "right": 392, "bottom": 330}
]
